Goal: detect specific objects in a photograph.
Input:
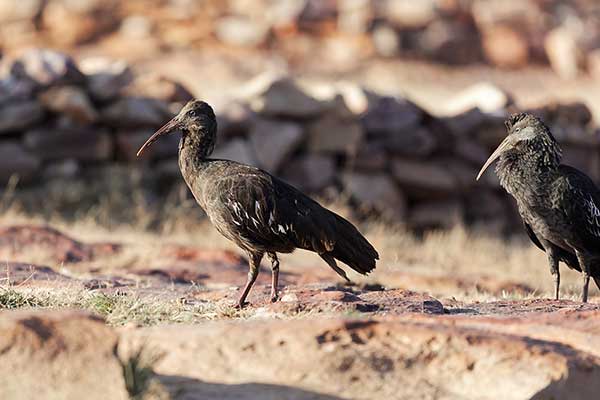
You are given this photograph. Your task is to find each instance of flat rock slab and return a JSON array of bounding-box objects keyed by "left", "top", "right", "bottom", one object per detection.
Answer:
[
  {"left": 120, "top": 312, "right": 600, "bottom": 400},
  {"left": 0, "top": 310, "right": 128, "bottom": 400},
  {"left": 187, "top": 284, "right": 444, "bottom": 316},
  {"left": 0, "top": 225, "right": 119, "bottom": 263}
]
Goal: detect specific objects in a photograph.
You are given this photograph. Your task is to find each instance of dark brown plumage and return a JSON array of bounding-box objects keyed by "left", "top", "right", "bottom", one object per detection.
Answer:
[
  {"left": 137, "top": 100, "right": 379, "bottom": 307},
  {"left": 477, "top": 112, "right": 600, "bottom": 302}
]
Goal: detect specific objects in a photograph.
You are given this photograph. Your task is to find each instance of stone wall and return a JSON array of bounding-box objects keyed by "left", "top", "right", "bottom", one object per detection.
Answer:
[
  {"left": 1, "top": 1, "right": 599, "bottom": 78},
  {"left": 0, "top": 49, "right": 598, "bottom": 231}
]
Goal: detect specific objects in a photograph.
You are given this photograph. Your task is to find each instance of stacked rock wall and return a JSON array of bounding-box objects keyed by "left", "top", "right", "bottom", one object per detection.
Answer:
[{"left": 1, "top": 49, "right": 598, "bottom": 231}]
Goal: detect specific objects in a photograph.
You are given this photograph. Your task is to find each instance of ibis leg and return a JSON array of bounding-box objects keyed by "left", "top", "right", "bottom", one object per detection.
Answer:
[
  {"left": 267, "top": 252, "right": 280, "bottom": 302},
  {"left": 546, "top": 248, "right": 560, "bottom": 300},
  {"left": 236, "top": 252, "right": 263, "bottom": 308},
  {"left": 575, "top": 250, "right": 591, "bottom": 303}
]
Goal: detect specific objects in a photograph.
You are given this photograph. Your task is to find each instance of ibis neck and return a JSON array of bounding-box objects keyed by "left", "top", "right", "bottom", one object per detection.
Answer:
[{"left": 495, "top": 146, "right": 561, "bottom": 200}]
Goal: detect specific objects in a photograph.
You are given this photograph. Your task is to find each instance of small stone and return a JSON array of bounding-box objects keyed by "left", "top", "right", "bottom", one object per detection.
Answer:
[
  {"left": 250, "top": 78, "right": 327, "bottom": 118},
  {"left": 307, "top": 115, "right": 363, "bottom": 154},
  {"left": 0, "top": 100, "right": 45, "bottom": 134},
  {"left": 343, "top": 172, "right": 406, "bottom": 220},
  {"left": 408, "top": 199, "right": 464, "bottom": 229},
  {"left": 372, "top": 25, "right": 399, "bottom": 57},
  {"left": 545, "top": 27, "right": 581, "bottom": 80},
  {"left": 0, "top": 141, "right": 40, "bottom": 183},
  {"left": 126, "top": 74, "right": 194, "bottom": 103},
  {"left": 0, "top": 76, "right": 36, "bottom": 105},
  {"left": 385, "top": 127, "right": 436, "bottom": 157},
  {"left": 23, "top": 127, "right": 113, "bottom": 161},
  {"left": 392, "top": 159, "right": 457, "bottom": 196},
  {"left": 281, "top": 154, "right": 336, "bottom": 192},
  {"left": 9, "top": 49, "right": 85, "bottom": 87},
  {"left": 351, "top": 141, "right": 388, "bottom": 171},
  {"left": 481, "top": 26, "right": 529, "bottom": 68},
  {"left": 0, "top": 0, "right": 44, "bottom": 22},
  {"left": 381, "top": 0, "right": 436, "bottom": 29},
  {"left": 280, "top": 293, "right": 298, "bottom": 302},
  {"left": 101, "top": 97, "right": 172, "bottom": 127},
  {"left": 361, "top": 96, "right": 422, "bottom": 135},
  {"left": 39, "top": 85, "right": 98, "bottom": 123},
  {"left": 212, "top": 139, "right": 258, "bottom": 167},
  {"left": 119, "top": 15, "right": 152, "bottom": 39},
  {"left": 42, "top": 159, "right": 80, "bottom": 180},
  {"left": 215, "top": 16, "right": 270, "bottom": 47},
  {"left": 80, "top": 58, "right": 133, "bottom": 102},
  {"left": 217, "top": 101, "right": 255, "bottom": 138},
  {"left": 444, "top": 82, "right": 510, "bottom": 115},
  {"left": 249, "top": 118, "right": 304, "bottom": 172}
]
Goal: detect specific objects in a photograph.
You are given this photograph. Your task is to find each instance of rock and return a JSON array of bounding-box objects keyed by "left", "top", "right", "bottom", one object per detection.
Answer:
[
  {"left": 444, "top": 82, "right": 511, "bottom": 115},
  {"left": 392, "top": 159, "right": 457, "bottom": 197},
  {"left": 115, "top": 129, "right": 179, "bottom": 161},
  {"left": 42, "top": 0, "right": 118, "bottom": 46},
  {"left": 0, "top": 262, "right": 75, "bottom": 287},
  {"left": 42, "top": 159, "right": 80, "bottom": 180},
  {"left": 119, "top": 14, "right": 153, "bottom": 39},
  {"left": 217, "top": 100, "right": 255, "bottom": 138},
  {"left": 562, "top": 144, "right": 600, "bottom": 182},
  {"left": 408, "top": 199, "right": 464, "bottom": 229},
  {"left": 588, "top": 49, "right": 600, "bottom": 80},
  {"left": 120, "top": 312, "right": 600, "bottom": 400},
  {"left": 454, "top": 139, "right": 490, "bottom": 165},
  {"left": 0, "top": 76, "right": 36, "bottom": 105},
  {"left": 361, "top": 96, "right": 422, "bottom": 135},
  {"left": 343, "top": 172, "right": 406, "bottom": 220},
  {"left": 0, "top": 0, "right": 44, "bottom": 22},
  {"left": 0, "top": 141, "right": 40, "bottom": 183},
  {"left": 351, "top": 141, "right": 388, "bottom": 171},
  {"left": 79, "top": 58, "right": 133, "bottom": 102},
  {"left": 212, "top": 139, "right": 258, "bottom": 167},
  {"left": 381, "top": 0, "right": 436, "bottom": 29},
  {"left": 215, "top": 16, "right": 270, "bottom": 47},
  {"left": 338, "top": 0, "right": 372, "bottom": 34},
  {"left": 419, "top": 20, "right": 481, "bottom": 65},
  {"left": 126, "top": 74, "right": 194, "bottom": 103},
  {"left": 307, "top": 114, "right": 363, "bottom": 154},
  {"left": 0, "top": 100, "right": 45, "bottom": 133},
  {"left": 440, "top": 108, "right": 488, "bottom": 137},
  {"left": 385, "top": 127, "right": 436, "bottom": 157},
  {"left": 38, "top": 85, "right": 98, "bottom": 123},
  {"left": 250, "top": 78, "right": 327, "bottom": 119},
  {"left": 545, "top": 27, "right": 581, "bottom": 79},
  {"left": 481, "top": 26, "right": 529, "bottom": 68},
  {"left": 372, "top": 24, "right": 399, "bottom": 57},
  {"left": 23, "top": 127, "right": 113, "bottom": 161},
  {"left": 0, "top": 225, "right": 119, "bottom": 264},
  {"left": 249, "top": 118, "right": 304, "bottom": 172},
  {"left": 0, "top": 310, "right": 128, "bottom": 400},
  {"left": 101, "top": 97, "right": 172, "bottom": 127},
  {"left": 281, "top": 154, "right": 336, "bottom": 192},
  {"left": 9, "top": 49, "right": 85, "bottom": 87}
]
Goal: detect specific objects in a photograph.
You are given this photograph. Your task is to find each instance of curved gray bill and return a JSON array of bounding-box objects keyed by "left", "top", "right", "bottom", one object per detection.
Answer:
[
  {"left": 476, "top": 136, "right": 513, "bottom": 181},
  {"left": 136, "top": 118, "right": 179, "bottom": 157}
]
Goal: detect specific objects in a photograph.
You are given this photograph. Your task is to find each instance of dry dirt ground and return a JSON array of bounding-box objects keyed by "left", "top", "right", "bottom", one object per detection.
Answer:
[{"left": 1, "top": 209, "right": 600, "bottom": 399}]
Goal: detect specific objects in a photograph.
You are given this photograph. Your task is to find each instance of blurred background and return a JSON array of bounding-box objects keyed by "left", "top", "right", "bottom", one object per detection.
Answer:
[{"left": 1, "top": 0, "right": 600, "bottom": 234}]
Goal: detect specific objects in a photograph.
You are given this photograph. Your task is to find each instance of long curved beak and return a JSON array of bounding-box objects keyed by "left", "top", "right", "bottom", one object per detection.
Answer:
[
  {"left": 476, "top": 136, "right": 514, "bottom": 181},
  {"left": 136, "top": 118, "right": 180, "bottom": 157}
]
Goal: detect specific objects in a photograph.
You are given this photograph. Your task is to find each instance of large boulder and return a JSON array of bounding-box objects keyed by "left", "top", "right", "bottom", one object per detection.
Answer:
[
  {"left": 281, "top": 154, "right": 336, "bottom": 192},
  {"left": 39, "top": 85, "right": 98, "bottom": 123},
  {"left": 101, "top": 97, "right": 172, "bottom": 128},
  {"left": 392, "top": 158, "right": 458, "bottom": 197},
  {"left": 0, "top": 310, "right": 128, "bottom": 400},
  {"left": 343, "top": 172, "right": 406, "bottom": 220}
]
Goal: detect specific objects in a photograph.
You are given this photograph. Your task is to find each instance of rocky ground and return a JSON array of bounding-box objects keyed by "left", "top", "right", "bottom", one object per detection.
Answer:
[{"left": 1, "top": 223, "right": 600, "bottom": 399}]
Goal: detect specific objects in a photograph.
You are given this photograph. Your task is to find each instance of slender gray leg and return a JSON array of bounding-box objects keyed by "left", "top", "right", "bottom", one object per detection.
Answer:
[
  {"left": 236, "top": 252, "right": 263, "bottom": 308},
  {"left": 575, "top": 250, "right": 591, "bottom": 303},
  {"left": 267, "top": 252, "right": 280, "bottom": 302},
  {"left": 546, "top": 248, "right": 560, "bottom": 300}
]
